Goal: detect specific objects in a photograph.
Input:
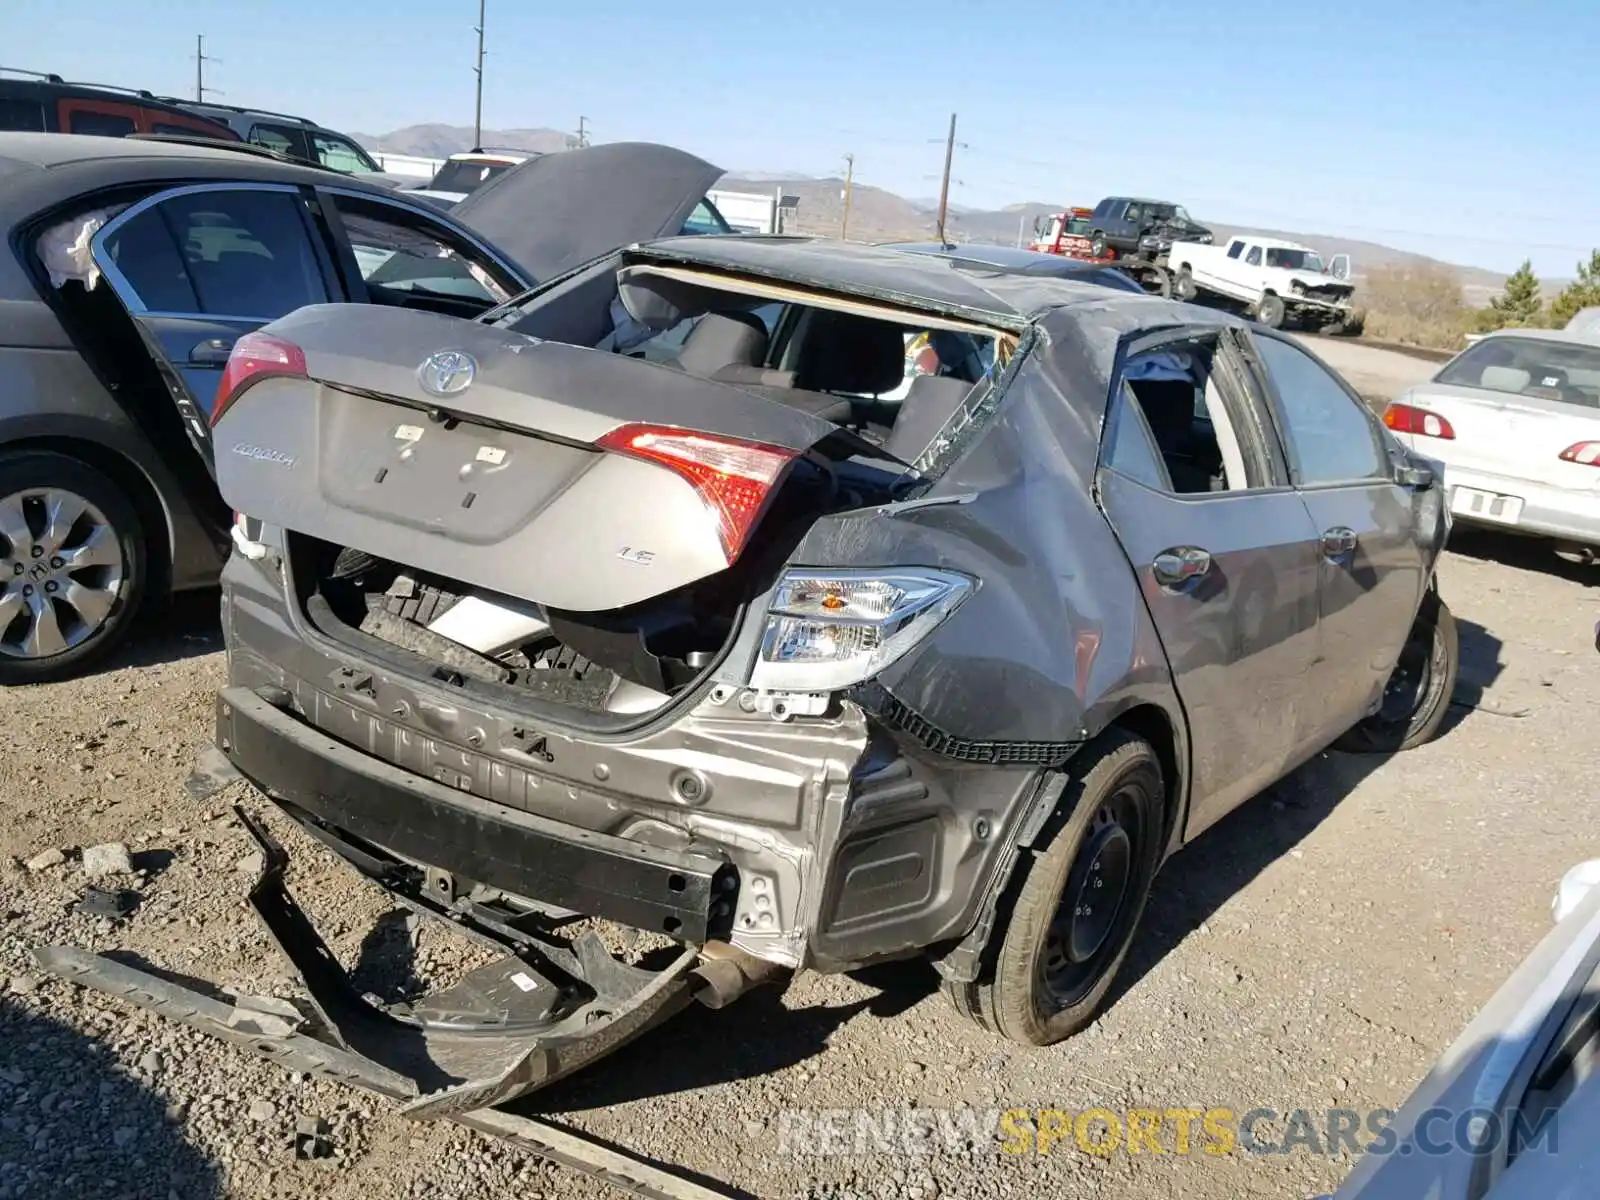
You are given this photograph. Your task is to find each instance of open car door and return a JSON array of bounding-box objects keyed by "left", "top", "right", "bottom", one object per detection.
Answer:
[
  {"left": 88, "top": 182, "right": 340, "bottom": 476},
  {"left": 1328, "top": 252, "right": 1352, "bottom": 281}
]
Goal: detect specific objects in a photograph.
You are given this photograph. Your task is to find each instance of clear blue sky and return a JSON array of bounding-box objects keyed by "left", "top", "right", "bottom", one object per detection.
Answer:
[{"left": 7, "top": 0, "right": 1597, "bottom": 276}]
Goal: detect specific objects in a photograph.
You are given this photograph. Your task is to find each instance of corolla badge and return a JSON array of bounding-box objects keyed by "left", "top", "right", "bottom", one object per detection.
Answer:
[
  {"left": 231, "top": 443, "right": 296, "bottom": 468},
  {"left": 417, "top": 350, "right": 477, "bottom": 397}
]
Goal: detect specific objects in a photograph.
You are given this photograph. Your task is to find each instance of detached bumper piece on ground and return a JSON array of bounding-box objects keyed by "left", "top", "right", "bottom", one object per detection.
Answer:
[{"left": 33, "top": 806, "right": 758, "bottom": 1200}]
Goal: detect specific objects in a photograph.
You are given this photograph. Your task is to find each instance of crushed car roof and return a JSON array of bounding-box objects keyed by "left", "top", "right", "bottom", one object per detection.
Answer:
[{"left": 628, "top": 234, "right": 1236, "bottom": 332}]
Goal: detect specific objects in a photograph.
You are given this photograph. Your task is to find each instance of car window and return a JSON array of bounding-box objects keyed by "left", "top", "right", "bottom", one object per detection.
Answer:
[
  {"left": 1245, "top": 245, "right": 1262, "bottom": 266},
  {"left": 1253, "top": 335, "right": 1384, "bottom": 485},
  {"left": 331, "top": 198, "right": 515, "bottom": 304},
  {"left": 0, "top": 98, "right": 46, "bottom": 132},
  {"left": 1435, "top": 336, "right": 1600, "bottom": 408},
  {"left": 680, "top": 199, "right": 731, "bottom": 236},
  {"left": 427, "top": 159, "right": 516, "bottom": 195},
  {"left": 67, "top": 109, "right": 136, "bottom": 137},
  {"left": 311, "top": 132, "right": 377, "bottom": 173},
  {"left": 1104, "top": 384, "right": 1173, "bottom": 491},
  {"left": 1125, "top": 204, "right": 1143, "bottom": 223},
  {"left": 1227, "top": 240, "right": 1244, "bottom": 260},
  {"left": 104, "top": 188, "right": 329, "bottom": 319},
  {"left": 1111, "top": 336, "right": 1263, "bottom": 495},
  {"left": 248, "top": 125, "right": 299, "bottom": 157}
]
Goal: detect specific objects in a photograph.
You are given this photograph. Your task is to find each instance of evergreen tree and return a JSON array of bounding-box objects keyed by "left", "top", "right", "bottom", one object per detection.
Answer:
[
  {"left": 1548, "top": 250, "right": 1600, "bottom": 329},
  {"left": 1488, "top": 260, "right": 1542, "bottom": 327}
]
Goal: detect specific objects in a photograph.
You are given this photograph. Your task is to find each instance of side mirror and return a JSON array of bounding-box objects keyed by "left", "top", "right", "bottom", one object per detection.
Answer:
[{"left": 1396, "top": 464, "right": 1434, "bottom": 490}]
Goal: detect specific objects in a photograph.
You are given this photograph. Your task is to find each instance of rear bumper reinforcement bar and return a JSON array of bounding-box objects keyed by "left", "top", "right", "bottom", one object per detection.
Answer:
[
  {"left": 216, "top": 686, "right": 736, "bottom": 943},
  {"left": 34, "top": 806, "right": 756, "bottom": 1200}
]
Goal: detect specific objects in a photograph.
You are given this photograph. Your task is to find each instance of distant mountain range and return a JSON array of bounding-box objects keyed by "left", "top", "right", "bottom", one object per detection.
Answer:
[{"left": 356, "top": 124, "right": 1511, "bottom": 302}]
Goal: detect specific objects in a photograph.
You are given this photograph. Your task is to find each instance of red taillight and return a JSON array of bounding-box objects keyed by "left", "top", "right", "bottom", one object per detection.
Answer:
[
  {"left": 1559, "top": 441, "right": 1600, "bottom": 466},
  {"left": 211, "top": 332, "right": 307, "bottom": 426},
  {"left": 596, "top": 423, "right": 798, "bottom": 562},
  {"left": 1383, "top": 402, "right": 1455, "bottom": 440}
]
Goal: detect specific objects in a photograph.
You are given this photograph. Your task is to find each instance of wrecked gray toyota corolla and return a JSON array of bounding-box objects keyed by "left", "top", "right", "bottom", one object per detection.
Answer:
[{"left": 87, "top": 222, "right": 1460, "bottom": 1110}]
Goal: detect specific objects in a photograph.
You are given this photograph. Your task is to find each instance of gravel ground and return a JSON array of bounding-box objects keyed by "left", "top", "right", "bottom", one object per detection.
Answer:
[{"left": 2, "top": 530, "right": 1597, "bottom": 1200}]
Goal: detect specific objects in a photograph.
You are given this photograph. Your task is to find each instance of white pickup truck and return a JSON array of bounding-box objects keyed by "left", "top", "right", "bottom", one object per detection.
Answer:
[{"left": 1167, "top": 235, "right": 1356, "bottom": 331}]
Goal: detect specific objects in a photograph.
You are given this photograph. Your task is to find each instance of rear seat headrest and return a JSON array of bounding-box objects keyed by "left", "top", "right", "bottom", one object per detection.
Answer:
[
  {"left": 795, "top": 311, "right": 907, "bottom": 396},
  {"left": 882, "top": 374, "right": 974, "bottom": 463},
  {"left": 1479, "top": 364, "right": 1531, "bottom": 393},
  {"left": 675, "top": 311, "right": 769, "bottom": 378}
]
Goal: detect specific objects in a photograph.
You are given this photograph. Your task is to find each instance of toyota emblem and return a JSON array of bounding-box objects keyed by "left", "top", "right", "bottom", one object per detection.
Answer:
[{"left": 417, "top": 350, "right": 477, "bottom": 397}]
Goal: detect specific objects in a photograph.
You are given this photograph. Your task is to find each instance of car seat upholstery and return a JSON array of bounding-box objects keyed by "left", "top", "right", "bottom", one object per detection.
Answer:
[
  {"left": 882, "top": 375, "right": 973, "bottom": 464},
  {"left": 1479, "top": 365, "right": 1531, "bottom": 393},
  {"left": 675, "top": 311, "right": 769, "bottom": 378},
  {"left": 1131, "top": 378, "right": 1223, "bottom": 493},
  {"left": 1202, "top": 375, "right": 1249, "bottom": 490},
  {"left": 794, "top": 311, "right": 906, "bottom": 396}
]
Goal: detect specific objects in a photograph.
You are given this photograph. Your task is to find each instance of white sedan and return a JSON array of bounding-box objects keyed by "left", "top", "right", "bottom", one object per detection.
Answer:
[{"left": 1383, "top": 326, "right": 1600, "bottom": 557}]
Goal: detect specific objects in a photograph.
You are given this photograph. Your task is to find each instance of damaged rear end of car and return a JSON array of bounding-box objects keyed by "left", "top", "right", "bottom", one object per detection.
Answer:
[{"left": 188, "top": 240, "right": 1186, "bottom": 1120}]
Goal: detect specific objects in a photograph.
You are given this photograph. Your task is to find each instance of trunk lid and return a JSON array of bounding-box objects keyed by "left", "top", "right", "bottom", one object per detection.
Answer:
[
  {"left": 213, "top": 304, "right": 850, "bottom": 611},
  {"left": 451, "top": 142, "right": 724, "bottom": 284},
  {"left": 1398, "top": 381, "right": 1600, "bottom": 487}
]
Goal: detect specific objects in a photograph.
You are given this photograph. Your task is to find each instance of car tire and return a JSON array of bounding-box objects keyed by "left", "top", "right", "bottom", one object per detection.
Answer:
[
  {"left": 944, "top": 729, "right": 1164, "bottom": 1046},
  {"left": 1334, "top": 589, "right": 1459, "bottom": 754},
  {"left": 1089, "top": 232, "right": 1108, "bottom": 258},
  {"left": 1174, "top": 267, "right": 1197, "bottom": 301},
  {"left": 1254, "top": 293, "right": 1286, "bottom": 328},
  {"left": 0, "top": 451, "right": 147, "bottom": 686}
]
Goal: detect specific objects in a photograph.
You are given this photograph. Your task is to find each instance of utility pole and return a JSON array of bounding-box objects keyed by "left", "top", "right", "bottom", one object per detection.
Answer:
[
  {"left": 935, "top": 112, "right": 957, "bottom": 246},
  {"left": 576, "top": 116, "right": 589, "bottom": 149},
  {"left": 472, "top": 0, "right": 487, "bottom": 150},
  {"left": 840, "top": 153, "right": 855, "bottom": 240},
  {"left": 193, "top": 35, "right": 216, "bottom": 102}
]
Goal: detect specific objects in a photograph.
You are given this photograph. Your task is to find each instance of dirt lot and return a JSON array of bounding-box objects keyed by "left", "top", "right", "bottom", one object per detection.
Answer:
[
  {"left": 0, "top": 332, "right": 1594, "bottom": 1199},
  {"left": 1, "top": 533, "right": 1595, "bottom": 1200}
]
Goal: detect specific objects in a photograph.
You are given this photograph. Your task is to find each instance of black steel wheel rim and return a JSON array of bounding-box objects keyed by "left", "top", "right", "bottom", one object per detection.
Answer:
[
  {"left": 1040, "top": 787, "right": 1143, "bottom": 1006},
  {"left": 1376, "top": 618, "right": 1438, "bottom": 726}
]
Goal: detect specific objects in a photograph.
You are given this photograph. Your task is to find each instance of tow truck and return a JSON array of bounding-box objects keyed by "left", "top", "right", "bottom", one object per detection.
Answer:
[{"left": 1028, "top": 205, "right": 1176, "bottom": 297}]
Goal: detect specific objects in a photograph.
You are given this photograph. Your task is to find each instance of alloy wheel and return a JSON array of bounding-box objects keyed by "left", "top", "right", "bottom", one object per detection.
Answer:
[{"left": 0, "top": 487, "right": 126, "bottom": 660}]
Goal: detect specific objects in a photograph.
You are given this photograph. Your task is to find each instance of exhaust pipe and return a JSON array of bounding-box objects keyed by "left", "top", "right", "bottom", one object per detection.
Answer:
[{"left": 690, "top": 941, "right": 786, "bottom": 1009}]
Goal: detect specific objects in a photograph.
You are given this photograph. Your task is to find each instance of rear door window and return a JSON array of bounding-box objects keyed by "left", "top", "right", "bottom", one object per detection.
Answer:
[
  {"left": 327, "top": 194, "right": 519, "bottom": 304},
  {"left": 0, "top": 98, "right": 46, "bottom": 132},
  {"left": 248, "top": 124, "right": 309, "bottom": 161},
  {"left": 102, "top": 187, "right": 330, "bottom": 319},
  {"left": 680, "top": 199, "right": 731, "bottom": 235},
  {"left": 1245, "top": 245, "right": 1263, "bottom": 266},
  {"left": 310, "top": 131, "right": 378, "bottom": 173}
]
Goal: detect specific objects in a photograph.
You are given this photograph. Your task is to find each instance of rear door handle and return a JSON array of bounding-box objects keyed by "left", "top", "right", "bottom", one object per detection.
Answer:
[
  {"left": 189, "top": 338, "right": 236, "bottom": 365},
  {"left": 1321, "top": 527, "right": 1358, "bottom": 559},
  {"left": 1152, "top": 545, "right": 1212, "bottom": 588}
]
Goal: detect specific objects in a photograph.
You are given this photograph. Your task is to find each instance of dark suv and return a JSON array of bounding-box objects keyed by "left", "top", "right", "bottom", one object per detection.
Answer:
[
  {"left": 0, "top": 70, "right": 239, "bottom": 141},
  {"left": 1085, "top": 196, "right": 1213, "bottom": 259},
  {"left": 155, "top": 100, "right": 383, "bottom": 176}
]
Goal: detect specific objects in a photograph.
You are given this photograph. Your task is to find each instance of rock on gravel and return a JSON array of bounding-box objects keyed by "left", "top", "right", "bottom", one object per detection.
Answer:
[
  {"left": 24, "top": 847, "right": 66, "bottom": 871},
  {"left": 81, "top": 842, "right": 133, "bottom": 880}
]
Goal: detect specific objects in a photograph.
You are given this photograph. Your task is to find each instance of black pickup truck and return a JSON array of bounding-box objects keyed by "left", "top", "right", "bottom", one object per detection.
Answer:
[{"left": 1086, "top": 196, "right": 1213, "bottom": 259}]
